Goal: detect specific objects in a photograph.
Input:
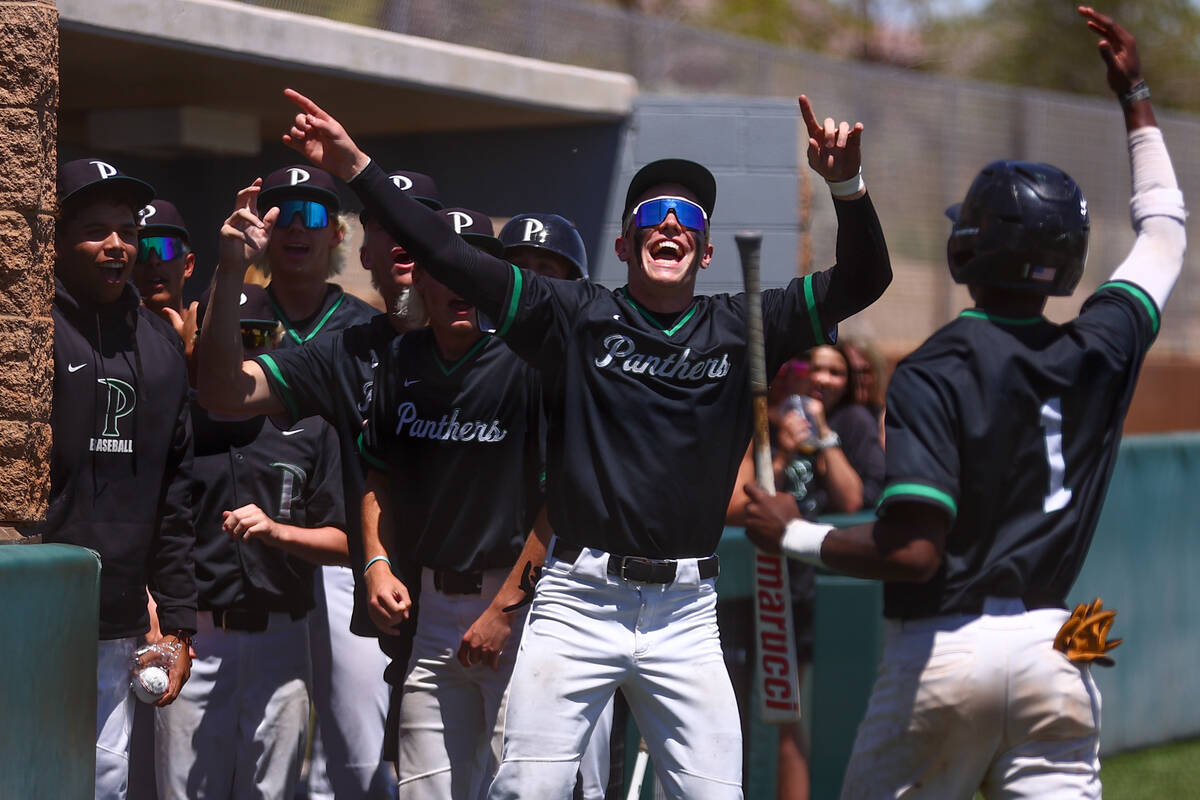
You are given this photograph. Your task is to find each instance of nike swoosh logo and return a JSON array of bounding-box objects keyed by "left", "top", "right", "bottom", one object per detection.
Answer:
[
  {"left": 68, "top": 363, "right": 87, "bottom": 373},
  {"left": 404, "top": 378, "right": 421, "bottom": 387},
  {"left": 282, "top": 429, "right": 304, "bottom": 436}
]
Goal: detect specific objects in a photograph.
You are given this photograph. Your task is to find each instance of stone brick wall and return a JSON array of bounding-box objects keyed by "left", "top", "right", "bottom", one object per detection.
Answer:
[{"left": 0, "top": 0, "right": 56, "bottom": 524}]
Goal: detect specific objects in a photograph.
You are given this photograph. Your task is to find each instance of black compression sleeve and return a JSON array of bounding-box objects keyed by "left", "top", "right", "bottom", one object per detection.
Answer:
[
  {"left": 811, "top": 193, "right": 892, "bottom": 328},
  {"left": 349, "top": 161, "right": 512, "bottom": 321}
]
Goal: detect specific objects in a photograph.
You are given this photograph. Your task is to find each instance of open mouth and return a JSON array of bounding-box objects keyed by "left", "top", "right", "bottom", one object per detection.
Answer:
[
  {"left": 99, "top": 263, "right": 126, "bottom": 285},
  {"left": 391, "top": 247, "right": 415, "bottom": 271},
  {"left": 283, "top": 242, "right": 311, "bottom": 257},
  {"left": 648, "top": 239, "right": 685, "bottom": 265}
]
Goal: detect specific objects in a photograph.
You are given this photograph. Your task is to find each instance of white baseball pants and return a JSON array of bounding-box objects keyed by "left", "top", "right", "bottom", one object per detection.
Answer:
[
  {"left": 96, "top": 636, "right": 139, "bottom": 800},
  {"left": 307, "top": 564, "right": 396, "bottom": 799},
  {"left": 841, "top": 597, "right": 1101, "bottom": 800},
  {"left": 154, "top": 612, "right": 310, "bottom": 800},
  {"left": 488, "top": 545, "right": 744, "bottom": 800}
]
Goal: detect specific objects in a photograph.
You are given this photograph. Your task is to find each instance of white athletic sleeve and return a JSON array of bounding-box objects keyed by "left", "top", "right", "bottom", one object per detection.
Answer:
[{"left": 1108, "top": 126, "right": 1188, "bottom": 311}]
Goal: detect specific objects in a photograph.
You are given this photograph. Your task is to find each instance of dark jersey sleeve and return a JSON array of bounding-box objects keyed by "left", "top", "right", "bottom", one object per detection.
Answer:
[
  {"left": 254, "top": 335, "right": 341, "bottom": 427},
  {"left": 877, "top": 362, "right": 959, "bottom": 522},
  {"left": 303, "top": 419, "right": 348, "bottom": 532},
  {"left": 762, "top": 193, "right": 891, "bottom": 371},
  {"left": 350, "top": 161, "right": 513, "bottom": 323},
  {"left": 147, "top": 395, "right": 198, "bottom": 634},
  {"left": 1076, "top": 280, "right": 1161, "bottom": 366}
]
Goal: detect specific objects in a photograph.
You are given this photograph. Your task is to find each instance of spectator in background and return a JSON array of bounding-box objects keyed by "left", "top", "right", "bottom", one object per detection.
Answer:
[
  {"left": 728, "top": 342, "right": 885, "bottom": 800},
  {"left": 156, "top": 284, "right": 349, "bottom": 800},
  {"left": 34, "top": 158, "right": 196, "bottom": 800},
  {"left": 841, "top": 337, "right": 887, "bottom": 448}
]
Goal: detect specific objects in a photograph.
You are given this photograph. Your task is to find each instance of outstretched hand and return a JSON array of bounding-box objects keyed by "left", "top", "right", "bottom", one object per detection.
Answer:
[
  {"left": 282, "top": 89, "right": 371, "bottom": 181},
  {"left": 1078, "top": 6, "right": 1142, "bottom": 94},
  {"left": 218, "top": 180, "right": 278, "bottom": 274},
  {"left": 799, "top": 95, "right": 863, "bottom": 184}
]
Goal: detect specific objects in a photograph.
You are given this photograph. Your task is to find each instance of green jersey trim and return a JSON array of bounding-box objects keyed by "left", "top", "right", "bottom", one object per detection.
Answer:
[
  {"left": 802, "top": 274, "right": 825, "bottom": 345},
  {"left": 622, "top": 290, "right": 699, "bottom": 337},
  {"left": 357, "top": 431, "right": 387, "bottom": 472},
  {"left": 1097, "top": 280, "right": 1160, "bottom": 335},
  {"left": 255, "top": 354, "right": 300, "bottom": 422},
  {"left": 497, "top": 264, "right": 523, "bottom": 338},
  {"left": 878, "top": 482, "right": 958, "bottom": 518},
  {"left": 270, "top": 291, "right": 346, "bottom": 345},
  {"left": 959, "top": 309, "right": 1045, "bottom": 326},
  {"left": 434, "top": 335, "right": 491, "bottom": 377}
]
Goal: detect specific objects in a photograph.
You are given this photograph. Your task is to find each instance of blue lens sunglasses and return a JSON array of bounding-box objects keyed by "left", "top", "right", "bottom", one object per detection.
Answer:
[
  {"left": 628, "top": 196, "right": 708, "bottom": 232},
  {"left": 276, "top": 199, "right": 331, "bottom": 229},
  {"left": 137, "top": 236, "right": 186, "bottom": 263}
]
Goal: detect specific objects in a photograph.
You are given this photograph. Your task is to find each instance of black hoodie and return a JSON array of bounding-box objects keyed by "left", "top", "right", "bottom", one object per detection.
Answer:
[{"left": 36, "top": 278, "right": 197, "bottom": 639}]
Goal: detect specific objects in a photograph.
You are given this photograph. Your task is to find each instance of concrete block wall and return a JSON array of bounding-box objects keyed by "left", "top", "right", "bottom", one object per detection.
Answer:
[
  {"left": 0, "top": 0, "right": 56, "bottom": 524},
  {"left": 596, "top": 95, "right": 802, "bottom": 293}
]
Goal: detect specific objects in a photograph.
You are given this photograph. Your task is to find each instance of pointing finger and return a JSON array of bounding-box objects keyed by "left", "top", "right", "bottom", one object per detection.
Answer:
[
  {"left": 798, "top": 95, "right": 821, "bottom": 139},
  {"left": 283, "top": 88, "right": 328, "bottom": 120}
]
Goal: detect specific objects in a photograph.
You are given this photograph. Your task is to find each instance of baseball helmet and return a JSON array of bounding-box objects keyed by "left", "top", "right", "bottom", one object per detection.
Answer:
[
  {"left": 499, "top": 213, "right": 589, "bottom": 280},
  {"left": 946, "top": 160, "right": 1089, "bottom": 296}
]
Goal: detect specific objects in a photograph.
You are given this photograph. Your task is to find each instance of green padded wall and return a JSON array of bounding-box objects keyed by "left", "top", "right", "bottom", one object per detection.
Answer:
[{"left": 0, "top": 544, "right": 100, "bottom": 800}]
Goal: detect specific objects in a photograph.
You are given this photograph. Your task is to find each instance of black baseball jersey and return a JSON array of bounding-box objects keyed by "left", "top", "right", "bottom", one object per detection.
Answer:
[
  {"left": 878, "top": 281, "right": 1160, "bottom": 619},
  {"left": 190, "top": 403, "right": 345, "bottom": 614},
  {"left": 361, "top": 329, "right": 543, "bottom": 573},
  {"left": 348, "top": 159, "right": 891, "bottom": 560}
]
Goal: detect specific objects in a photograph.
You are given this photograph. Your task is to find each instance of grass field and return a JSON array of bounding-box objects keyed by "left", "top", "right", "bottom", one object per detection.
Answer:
[{"left": 1099, "top": 738, "right": 1200, "bottom": 798}]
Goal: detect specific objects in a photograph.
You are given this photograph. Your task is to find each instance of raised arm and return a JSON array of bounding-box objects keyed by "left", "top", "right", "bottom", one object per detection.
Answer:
[
  {"left": 1079, "top": 6, "right": 1186, "bottom": 311},
  {"left": 195, "top": 181, "right": 284, "bottom": 415},
  {"left": 280, "top": 89, "right": 513, "bottom": 320},
  {"left": 799, "top": 95, "right": 892, "bottom": 325}
]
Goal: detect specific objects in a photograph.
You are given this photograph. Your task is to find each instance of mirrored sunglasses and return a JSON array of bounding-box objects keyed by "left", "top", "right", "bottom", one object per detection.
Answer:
[
  {"left": 277, "top": 199, "right": 331, "bottom": 229},
  {"left": 629, "top": 196, "right": 708, "bottom": 232},
  {"left": 240, "top": 325, "right": 277, "bottom": 350},
  {"left": 137, "top": 236, "right": 186, "bottom": 263}
]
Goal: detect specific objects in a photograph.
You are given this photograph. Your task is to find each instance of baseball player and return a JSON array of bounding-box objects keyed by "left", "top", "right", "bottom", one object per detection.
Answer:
[
  {"left": 498, "top": 212, "right": 589, "bottom": 280},
  {"left": 197, "top": 166, "right": 394, "bottom": 799},
  {"left": 155, "top": 283, "right": 349, "bottom": 800},
  {"left": 741, "top": 9, "right": 1185, "bottom": 798},
  {"left": 280, "top": 87, "right": 892, "bottom": 799},
  {"left": 133, "top": 199, "right": 199, "bottom": 358},
  {"left": 35, "top": 158, "right": 196, "bottom": 800},
  {"left": 359, "top": 207, "right": 548, "bottom": 799}
]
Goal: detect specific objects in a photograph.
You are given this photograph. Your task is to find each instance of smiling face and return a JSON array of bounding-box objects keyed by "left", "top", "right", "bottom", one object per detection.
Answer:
[
  {"left": 615, "top": 183, "right": 713, "bottom": 305},
  {"left": 804, "top": 345, "right": 850, "bottom": 409},
  {"left": 265, "top": 198, "right": 343, "bottom": 284},
  {"left": 56, "top": 198, "right": 140, "bottom": 306},
  {"left": 133, "top": 240, "right": 194, "bottom": 314}
]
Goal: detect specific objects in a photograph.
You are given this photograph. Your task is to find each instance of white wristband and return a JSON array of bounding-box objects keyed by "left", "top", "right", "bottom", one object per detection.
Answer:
[
  {"left": 781, "top": 519, "right": 834, "bottom": 566},
  {"left": 827, "top": 169, "right": 865, "bottom": 198}
]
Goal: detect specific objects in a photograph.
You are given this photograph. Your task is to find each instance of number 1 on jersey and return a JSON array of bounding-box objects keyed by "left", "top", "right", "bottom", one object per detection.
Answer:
[{"left": 1040, "top": 398, "right": 1073, "bottom": 513}]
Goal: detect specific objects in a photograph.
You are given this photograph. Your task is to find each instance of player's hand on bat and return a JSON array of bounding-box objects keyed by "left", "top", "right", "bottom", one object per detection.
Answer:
[
  {"left": 222, "top": 504, "right": 282, "bottom": 547},
  {"left": 282, "top": 89, "right": 372, "bottom": 181},
  {"left": 799, "top": 94, "right": 864, "bottom": 185},
  {"left": 458, "top": 605, "right": 515, "bottom": 670},
  {"left": 1078, "top": 6, "right": 1142, "bottom": 94},
  {"left": 742, "top": 482, "right": 801, "bottom": 554},
  {"left": 218, "top": 180, "right": 278, "bottom": 274},
  {"left": 364, "top": 560, "right": 412, "bottom": 635}
]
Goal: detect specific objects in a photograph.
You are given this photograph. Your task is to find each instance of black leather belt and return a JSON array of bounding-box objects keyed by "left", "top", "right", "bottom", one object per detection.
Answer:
[
  {"left": 211, "top": 608, "right": 269, "bottom": 633},
  {"left": 433, "top": 569, "right": 484, "bottom": 595},
  {"left": 553, "top": 543, "right": 719, "bottom": 584}
]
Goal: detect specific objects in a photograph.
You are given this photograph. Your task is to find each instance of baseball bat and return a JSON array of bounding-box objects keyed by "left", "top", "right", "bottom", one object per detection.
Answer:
[
  {"left": 736, "top": 231, "right": 803, "bottom": 724},
  {"left": 625, "top": 737, "right": 651, "bottom": 800}
]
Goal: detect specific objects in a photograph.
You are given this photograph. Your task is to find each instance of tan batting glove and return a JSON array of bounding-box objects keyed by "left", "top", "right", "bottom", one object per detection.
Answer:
[{"left": 1054, "top": 597, "right": 1123, "bottom": 667}]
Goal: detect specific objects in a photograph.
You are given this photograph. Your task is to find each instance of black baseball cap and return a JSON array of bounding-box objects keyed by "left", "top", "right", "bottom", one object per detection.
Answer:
[
  {"left": 440, "top": 208, "right": 504, "bottom": 257},
  {"left": 623, "top": 158, "right": 716, "bottom": 220},
  {"left": 360, "top": 170, "right": 443, "bottom": 223},
  {"left": 138, "top": 199, "right": 190, "bottom": 242},
  {"left": 198, "top": 283, "right": 278, "bottom": 328},
  {"left": 58, "top": 157, "right": 155, "bottom": 211},
  {"left": 257, "top": 165, "right": 341, "bottom": 214}
]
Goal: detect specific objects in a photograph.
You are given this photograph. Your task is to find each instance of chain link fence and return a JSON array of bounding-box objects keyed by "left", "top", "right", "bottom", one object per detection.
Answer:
[{"left": 239, "top": 0, "right": 1200, "bottom": 355}]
